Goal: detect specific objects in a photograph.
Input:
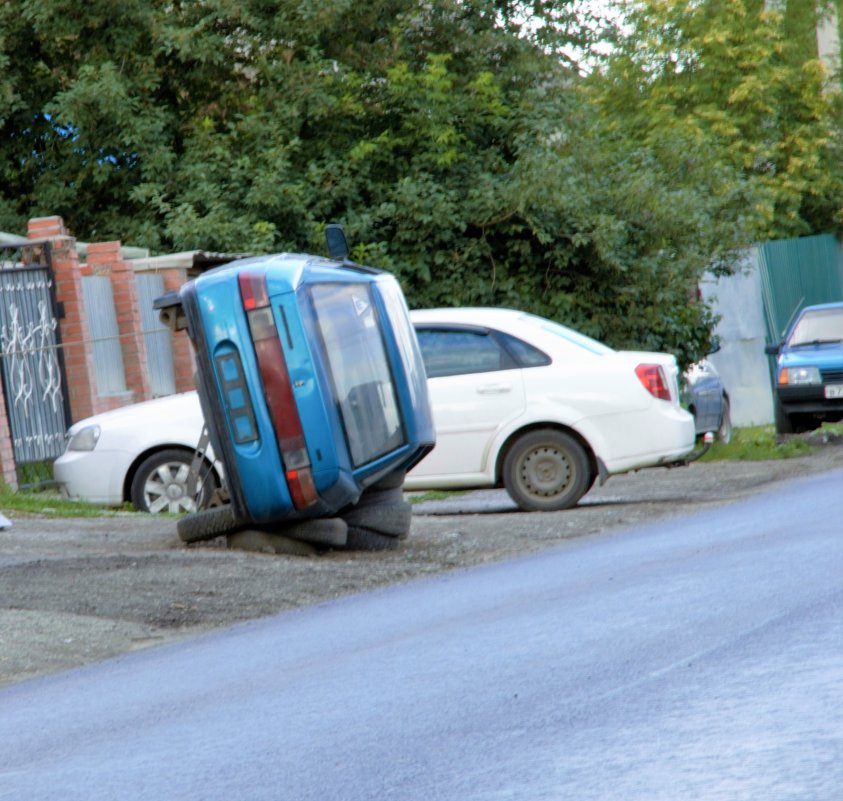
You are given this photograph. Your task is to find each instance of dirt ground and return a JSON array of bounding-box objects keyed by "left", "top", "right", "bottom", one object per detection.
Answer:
[{"left": 2, "top": 441, "right": 843, "bottom": 687}]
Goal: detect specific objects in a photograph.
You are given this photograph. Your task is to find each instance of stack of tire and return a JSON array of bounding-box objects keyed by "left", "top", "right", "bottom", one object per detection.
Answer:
[{"left": 176, "top": 471, "right": 412, "bottom": 554}]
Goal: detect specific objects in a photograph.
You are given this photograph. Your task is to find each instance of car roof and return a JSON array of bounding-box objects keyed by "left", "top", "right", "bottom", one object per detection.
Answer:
[
  {"left": 800, "top": 301, "right": 843, "bottom": 313},
  {"left": 410, "top": 307, "right": 532, "bottom": 326},
  {"left": 409, "top": 307, "right": 615, "bottom": 356}
]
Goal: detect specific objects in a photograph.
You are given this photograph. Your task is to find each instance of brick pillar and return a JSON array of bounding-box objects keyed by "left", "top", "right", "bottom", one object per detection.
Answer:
[
  {"left": 45, "top": 234, "right": 100, "bottom": 423},
  {"left": 161, "top": 267, "right": 196, "bottom": 393},
  {"left": 28, "top": 216, "right": 67, "bottom": 240},
  {"left": 0, "top": 377, "right": 18, "bottom": 490},
  {"left": 87, "top": 242, "right": 151, "bottom": 406}
]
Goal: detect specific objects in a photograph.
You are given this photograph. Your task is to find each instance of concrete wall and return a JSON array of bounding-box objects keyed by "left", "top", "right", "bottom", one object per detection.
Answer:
[{"left": 701, "top": 248, "right": 775, "bottom": 427}]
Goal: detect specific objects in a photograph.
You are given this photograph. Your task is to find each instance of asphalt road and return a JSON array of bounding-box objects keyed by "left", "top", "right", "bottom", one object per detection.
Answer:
[{"left": 2, "top": 467, "right": 842, "bottom": 800}]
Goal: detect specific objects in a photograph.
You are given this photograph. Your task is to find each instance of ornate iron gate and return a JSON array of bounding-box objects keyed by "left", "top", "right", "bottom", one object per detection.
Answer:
[{"left": 0, "top": 241, "right": 70, "bottom": 469}]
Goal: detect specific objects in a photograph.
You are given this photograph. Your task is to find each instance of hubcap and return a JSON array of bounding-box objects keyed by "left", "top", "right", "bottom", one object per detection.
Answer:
[
  {"left": 145, "top": 462, "right": 199, "bottom": 514},
  {"left": 519, "top": 446, "right": 572, "bottom": 498}
]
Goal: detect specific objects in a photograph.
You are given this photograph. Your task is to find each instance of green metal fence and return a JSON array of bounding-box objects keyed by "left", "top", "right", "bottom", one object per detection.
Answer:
[{"left": 758, "top": 234, "right": 843, "bottom": 343}]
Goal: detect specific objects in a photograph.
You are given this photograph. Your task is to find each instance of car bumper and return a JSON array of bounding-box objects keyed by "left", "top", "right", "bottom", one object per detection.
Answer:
[
  {"left": 53, "top": 448, "right": 128, "bottom": 506},
  {"left": 776, "top": 385, "right": 843, "bottom": 417},
  {"left": 587, "top": 404, "right": 696, "bottom": 475}
]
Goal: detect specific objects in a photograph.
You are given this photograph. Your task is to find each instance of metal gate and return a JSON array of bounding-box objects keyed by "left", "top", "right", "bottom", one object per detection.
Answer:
[{"left": 0, "top": 241, "right": 70, "bottom": 468}]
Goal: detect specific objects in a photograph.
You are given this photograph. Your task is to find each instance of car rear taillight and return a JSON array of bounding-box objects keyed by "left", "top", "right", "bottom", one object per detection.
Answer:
[
  {"left": 238, "top": 271, "right": 317, "bottom": 510},
  {"left": 635, "top": 364, "right": 672, "bottom": 401}
]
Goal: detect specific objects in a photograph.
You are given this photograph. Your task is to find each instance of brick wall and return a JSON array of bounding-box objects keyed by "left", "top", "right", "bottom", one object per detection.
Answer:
[
  {"left": 83, "top": 241, "right": 152, "bottom": 414},
  {"left": 0, "top": 216, "right": 195, "bottom": 487},
  {"left": 160, "top": 267, "right": 197, "bottom": 392},
  {"left": 25, "top": 217, "right": 194, "bottom": 417},
  {"left": 44, "top": 230, "right": 101, "bottom": 422},
  {"left": 0, "top": 378, "right": 17, "bottom": 490}
]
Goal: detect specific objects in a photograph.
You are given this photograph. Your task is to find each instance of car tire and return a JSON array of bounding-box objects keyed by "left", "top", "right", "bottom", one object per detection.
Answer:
[
  {"left": 365, "top": 469, "right": 407, "bottom": 491},
  {"left": 341, "top": 485, "right": 412, "bottom": 536},
  {"left": 503, "top": 429, "right": 591, "bottom": 512},
  {"left": 345, "top": 526, "right": 403, "bottom": 551},
  {"left": 130, "top": 448, "right": 217, "bottom": 514},
  {"left": 260, "top": 517, "right": 349, "bottom": 548},
  {"left": 717, "top": 397, "right": 733, "bottom": 444},
  {"left": 342, "top": 500, "right": 413, "bottom": 538},
  {"left": 177, "top": 504, "right": 246, "bottom": 544},
  {"left": 338, "top": 479, "right": 412, "bottom": 549}
]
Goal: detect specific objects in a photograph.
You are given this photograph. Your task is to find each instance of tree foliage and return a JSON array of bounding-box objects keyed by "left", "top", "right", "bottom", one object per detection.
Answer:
[
  {"left": 592, "top": 0, "right": 843, "bottom": 240},
  {"left": 1, "top": 0, "right": 841, "bottom": 366}
]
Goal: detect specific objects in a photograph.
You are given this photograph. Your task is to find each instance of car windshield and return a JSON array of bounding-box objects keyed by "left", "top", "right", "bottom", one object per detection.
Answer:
[
  {"left": 310, "top": 283, "right": 405, "bottom": 468},
  {"left": 531, "top": 315, "right": 614, "bottom": 355},
  {"left": 786, "top": 307, "right": 843, "bottom": 347}
]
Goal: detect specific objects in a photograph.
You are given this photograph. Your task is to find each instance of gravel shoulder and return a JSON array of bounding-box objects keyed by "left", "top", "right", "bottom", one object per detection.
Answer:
[{"left": 3, "top": 444, "right": 843, "bottom": 687}]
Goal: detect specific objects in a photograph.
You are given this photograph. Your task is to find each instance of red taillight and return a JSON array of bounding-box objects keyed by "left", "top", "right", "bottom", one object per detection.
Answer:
[
  {"left": 239, "top": 272, "right": 317, "bottom": 510},
  {"left": 635, "top": 364, "right": 671, "bottom": 401},
  {"left": 287, "top": 468, "right": 317, "bottom": 510},
  {"left": 239, "top": 271, "right": 270, "bottom": 311}
]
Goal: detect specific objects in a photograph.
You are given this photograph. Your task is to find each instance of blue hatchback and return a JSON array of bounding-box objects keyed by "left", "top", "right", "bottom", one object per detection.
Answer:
[
  {"left": 156, "top": 246, "right": 435, "bottom": 546},
  {"left": 767, "top": 301, "right": 843, "bottom": 434}
]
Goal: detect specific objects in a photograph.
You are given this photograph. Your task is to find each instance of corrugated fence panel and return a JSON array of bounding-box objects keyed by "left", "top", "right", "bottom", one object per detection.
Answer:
[
  {"left": 135, "top": 273, "right": 176, "bottom": 397},
  {"left": 758, "top": 234, "right": 843, "bottom": 342},
  {"left": 81, "top": 275, "right": 127, "bottom": 395}
]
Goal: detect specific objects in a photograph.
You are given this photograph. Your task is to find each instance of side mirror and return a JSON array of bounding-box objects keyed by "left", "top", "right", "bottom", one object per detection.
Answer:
[
  {"left": 764, "top": 342, "right": 782, "bottom": 356},
  {"left": 325, "top": 224, "right": 349, "bottom": 261},
  {"left": 708, "top": 335, "right": 721, "bottom": 355}
]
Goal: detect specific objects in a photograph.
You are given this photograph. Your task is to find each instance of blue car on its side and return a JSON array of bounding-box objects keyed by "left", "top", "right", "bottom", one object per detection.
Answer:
[
  {"left": 155, "top": 233, "right": 435, "bottom": 549},
  {"left": 766, "top": 301, "right": 843, "bottom": 434}
]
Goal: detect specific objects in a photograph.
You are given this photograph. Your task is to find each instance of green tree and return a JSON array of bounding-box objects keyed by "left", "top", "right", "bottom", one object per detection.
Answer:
[
  {"left": 1, "top": 0, "right": 823, "bottom": 366},
  {"left": 590, "top": 0, "right": 843, "bottom": 240}
]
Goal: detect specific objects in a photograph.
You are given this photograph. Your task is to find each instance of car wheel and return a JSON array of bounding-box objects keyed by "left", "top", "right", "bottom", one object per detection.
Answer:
[
  {"left": 130, "top": 449, "right": 217, "bottom": 514},
  {"left": 717, "top": 397, "right": 733, "bottom": 444},
  {"left": 177, "top": 504, "right": 246, "bottom": 544},
  {"left": 503, "top": 429, "right": 591, "bottom": 512}
]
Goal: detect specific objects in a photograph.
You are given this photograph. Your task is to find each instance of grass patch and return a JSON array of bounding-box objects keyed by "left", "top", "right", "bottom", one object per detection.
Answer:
[
  {"left": 699, "top": 423, "right": 843, "bottom": 461},
  {"left": 406, "top": 489, "right": 470, "bottom": 505},
  {"left": 0, "top": 485, "right": 130, "bottom": 518}
]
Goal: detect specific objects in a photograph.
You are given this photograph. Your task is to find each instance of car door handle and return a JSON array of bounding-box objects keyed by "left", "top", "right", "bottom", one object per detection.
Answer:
[{"left": 476, "top": 383, "right": 513, "bottom": 395}]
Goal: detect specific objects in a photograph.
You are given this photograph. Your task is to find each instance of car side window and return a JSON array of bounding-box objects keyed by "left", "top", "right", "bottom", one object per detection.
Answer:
[
  {"left": 416, "top": 329, "right": 512, "bottom": 378},
  {"left": 498, "top": 332, "right": 551, "bottom": 367}
]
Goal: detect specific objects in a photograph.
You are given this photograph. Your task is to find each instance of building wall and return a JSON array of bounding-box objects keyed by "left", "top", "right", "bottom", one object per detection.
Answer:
[{"left": 702, "top": 249, "right": 775, "bottom": 427}]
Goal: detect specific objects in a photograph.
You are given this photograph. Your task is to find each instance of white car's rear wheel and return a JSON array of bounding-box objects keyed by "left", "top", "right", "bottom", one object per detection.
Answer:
[
  {"left": 130, "top": 449, "right": 215, "bottom": 514},
  {"left": 503, "top": 430, "right": 591, "bottom": 512}
]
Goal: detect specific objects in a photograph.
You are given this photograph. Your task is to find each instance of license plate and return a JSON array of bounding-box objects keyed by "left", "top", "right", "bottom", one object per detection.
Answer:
[{"left": 824, "top": 384, "right": 843, "bottom": 399}]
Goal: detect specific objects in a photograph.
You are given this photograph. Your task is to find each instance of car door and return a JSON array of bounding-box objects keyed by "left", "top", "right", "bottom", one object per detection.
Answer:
[{"left": 410, "top": 325, "right": 526, "bottom": 481}]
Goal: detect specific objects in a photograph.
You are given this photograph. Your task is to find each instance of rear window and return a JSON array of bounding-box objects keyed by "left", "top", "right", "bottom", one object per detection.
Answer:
[{"left": 310, "top": 283, "right": 405, "bottom": 467}]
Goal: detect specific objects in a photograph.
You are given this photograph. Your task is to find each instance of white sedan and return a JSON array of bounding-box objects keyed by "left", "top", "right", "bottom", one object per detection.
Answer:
[{"left": 54, "top": 308, "right": 696, "bottom": 513}]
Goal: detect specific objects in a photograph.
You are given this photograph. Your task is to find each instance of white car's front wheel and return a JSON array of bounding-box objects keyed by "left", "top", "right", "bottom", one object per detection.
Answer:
[
  {"left": 130, "top": 449, "right": 215, "bottom": 514},
  {"left": 503, "top": 430, "right": 591, "bottom": 512}
]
